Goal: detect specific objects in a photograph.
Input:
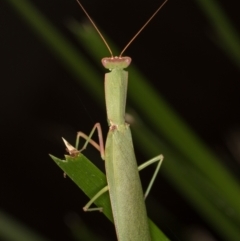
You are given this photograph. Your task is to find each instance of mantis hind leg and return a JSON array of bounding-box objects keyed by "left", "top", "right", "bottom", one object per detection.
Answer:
[
  {"left": 83, "top": 186, "right": 109, "bottom": 212},
  {"left": 138, "top": 154, "right": 164, "bottom": 199}
]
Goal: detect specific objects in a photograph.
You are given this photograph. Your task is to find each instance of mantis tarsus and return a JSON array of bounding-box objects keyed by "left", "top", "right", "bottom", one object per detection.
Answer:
[{"left": 63, "top": 0, "right": 168, "bottom": 240}]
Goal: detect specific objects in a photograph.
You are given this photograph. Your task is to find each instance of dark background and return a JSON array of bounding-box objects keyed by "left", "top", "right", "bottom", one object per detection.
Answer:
[{"left": 1, "top": 0, "right": 240, "bottom": 240}]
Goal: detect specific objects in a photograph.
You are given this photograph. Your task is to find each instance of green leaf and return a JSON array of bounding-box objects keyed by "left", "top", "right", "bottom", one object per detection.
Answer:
[{"left": 50, "top": 154, "right": 170, "bottom": 241}]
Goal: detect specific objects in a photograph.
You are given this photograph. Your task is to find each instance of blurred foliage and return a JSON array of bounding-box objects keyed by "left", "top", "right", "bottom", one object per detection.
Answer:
[
  {"left": 0, "top": 210, "right": 51, "bottom": 241},
  {"left": 4, "top": 0, "right": 240, "bottom": 240}
]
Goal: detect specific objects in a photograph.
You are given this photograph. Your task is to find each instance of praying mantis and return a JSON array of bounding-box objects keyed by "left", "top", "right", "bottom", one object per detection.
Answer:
[{"left": 62, "top": 0, "right": 168, "bottom": 240}]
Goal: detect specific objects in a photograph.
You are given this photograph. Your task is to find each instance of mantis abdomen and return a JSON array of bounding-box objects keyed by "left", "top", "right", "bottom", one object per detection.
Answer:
[{"left": 105, "top": 126, "right": 151, "bottom": 241}]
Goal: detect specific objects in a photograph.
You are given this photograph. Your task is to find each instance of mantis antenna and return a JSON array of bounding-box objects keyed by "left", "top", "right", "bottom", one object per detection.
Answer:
[
  {"left": 120, "top": 0, "right": 168, "bottom": 56},
  {"left": 76, "top": 0, "right": 168, "bottom": 57},
  {"left": 75, "top": 0, "right": 113, "bottom": 57}
]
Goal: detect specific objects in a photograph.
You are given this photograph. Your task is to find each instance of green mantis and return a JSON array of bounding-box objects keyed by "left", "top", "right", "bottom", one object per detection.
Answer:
[{"left": 62, "top": 0, "right": 168, "bottom": 240}]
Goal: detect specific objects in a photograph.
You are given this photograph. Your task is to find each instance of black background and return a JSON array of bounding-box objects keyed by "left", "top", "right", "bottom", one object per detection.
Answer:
[{"left": 1, "top": 0, "right": 240, "bottom": 240}]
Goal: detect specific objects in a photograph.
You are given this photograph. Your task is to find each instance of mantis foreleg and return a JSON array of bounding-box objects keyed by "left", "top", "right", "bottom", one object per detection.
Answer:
[{"left": 75, "top": 123, "right": 105, "bottom": 160}]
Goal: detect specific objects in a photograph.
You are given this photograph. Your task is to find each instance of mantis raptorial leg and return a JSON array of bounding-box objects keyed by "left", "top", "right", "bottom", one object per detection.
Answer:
[{"left": 63, "top": 0, "right": 168, "bottom": 240}]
